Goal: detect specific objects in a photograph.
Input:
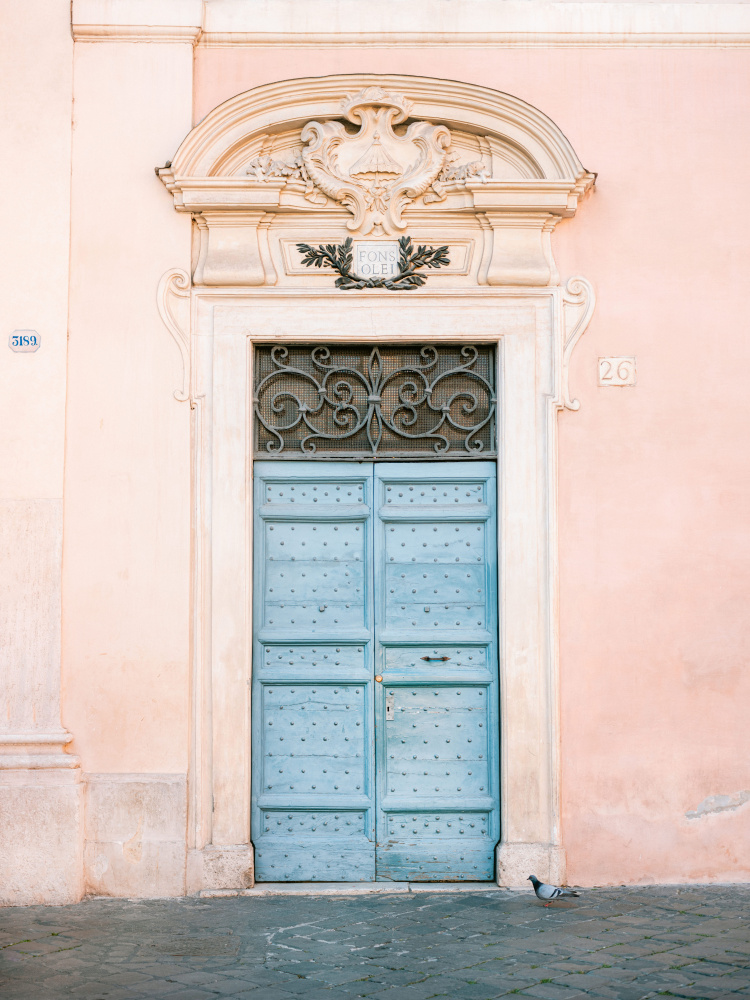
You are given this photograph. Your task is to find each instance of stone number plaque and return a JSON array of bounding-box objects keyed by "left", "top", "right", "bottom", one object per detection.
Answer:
[{"left": 598, "top": 357, "right": 636, "bottom": 386}]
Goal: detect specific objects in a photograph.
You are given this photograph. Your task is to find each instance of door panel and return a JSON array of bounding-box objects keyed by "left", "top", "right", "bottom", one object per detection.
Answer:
[
  {"left": 252, "top": 461, "right": 499, "bottom": 882},
  {"left": 374, "top": 463, "right": 499, "bottom": 881},
  {"left": 263, "top": 520, "right": 367, "bottom": 630},
  {"left": 253, "top": 463, "right": 375, "bottom": 881}
]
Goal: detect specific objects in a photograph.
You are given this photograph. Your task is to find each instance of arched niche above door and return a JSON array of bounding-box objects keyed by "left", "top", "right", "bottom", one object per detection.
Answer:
[{"left": 159, "top": 74, "right": 595, "bottom": 287}]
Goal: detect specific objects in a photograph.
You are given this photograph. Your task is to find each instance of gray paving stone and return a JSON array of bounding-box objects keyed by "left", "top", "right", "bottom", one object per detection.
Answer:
[
  {"left": 519, "top": 984, "right": 585, "bottom": 999},
  {"left": 568, "top": 972, "right": 635, "bottom": 989},
  {"left": 585, "top": 990, "right": 647, "bottom": 1000},
  {"left": 233, "top": 969, "right": 300, "bottom": 986},
  {"left": 366, "top": 989, "right": 446, "bottom": 1000},
  {"left": 333, "top": 981, "right": 392, "bottom": 996},
  {"left": 717, "top": 976, "right": 750, "bottom": 991},
  {"left": 311, "top": 991, "right": 369, "bottom": 1000},
  {"left": 127, "top": 963, "right": 192, "bottom": 976},
  {"left": 152, "top": 991, "right": 217, "bottom": 1000},
  {"left": 131, "top": 984, "right": 187, "bottom": 997},
  {"left": 202, "top": 979, "right": 263, "bottom": 994},
  {"left": 68, "top": 984, "right": 134, "bottom": 999},
  {"left": 309, "top": 969, "right": 382, "bottom": 986},
  {"left": 1, "top": 887, "right": 749, "bottom": 999},
  {"left": 229, "top": 990, "right": 296, "bottom": 1000},
  {"left": 685, "top": 979, "right": 750, "bottom": 994}
]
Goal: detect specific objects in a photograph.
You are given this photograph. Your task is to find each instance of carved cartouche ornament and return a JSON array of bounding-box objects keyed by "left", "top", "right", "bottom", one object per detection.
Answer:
[{"left": 247, "top": 88, "right": 487, "bottom": 236}]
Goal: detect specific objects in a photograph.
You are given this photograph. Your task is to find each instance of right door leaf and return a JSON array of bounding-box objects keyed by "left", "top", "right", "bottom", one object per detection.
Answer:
[{"left": 374, "top": 462, "right": 500, "bottom": 881}]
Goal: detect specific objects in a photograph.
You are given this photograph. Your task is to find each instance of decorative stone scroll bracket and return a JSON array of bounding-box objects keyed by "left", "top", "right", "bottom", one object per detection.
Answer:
[
  {"left": 157, "top": 268, "right": 192, "bottom": 403},
  {"left": 561, "top": 276, "right": 596, "bottom": 410}
]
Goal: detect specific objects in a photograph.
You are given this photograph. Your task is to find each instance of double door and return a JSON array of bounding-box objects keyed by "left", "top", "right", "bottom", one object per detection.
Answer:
[{"left": 252, "top": 461, "right": 499, "bottom": 881}]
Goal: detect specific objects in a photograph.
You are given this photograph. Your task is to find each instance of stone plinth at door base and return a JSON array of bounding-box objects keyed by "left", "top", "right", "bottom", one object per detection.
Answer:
[
  {"left": 496, "top": 843, "right": 566, "bottom": 888},
  {"left": 187, "top": 845, "right": 255, "bottom": 894}
]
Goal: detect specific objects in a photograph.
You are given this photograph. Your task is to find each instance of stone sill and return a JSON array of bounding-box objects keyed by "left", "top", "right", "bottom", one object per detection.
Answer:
[{"left": 200, "top": 881, "right": 513, "bottom": 898}]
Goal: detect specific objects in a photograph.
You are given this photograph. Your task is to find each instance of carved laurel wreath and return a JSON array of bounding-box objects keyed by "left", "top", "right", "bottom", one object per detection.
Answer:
[{"left": 296, "top": 236, "right": 450, "bottom": 290}]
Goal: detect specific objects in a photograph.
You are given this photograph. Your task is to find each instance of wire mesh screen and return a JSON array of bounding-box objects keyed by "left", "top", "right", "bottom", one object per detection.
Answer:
[{"left": 253, "top": 344, "right": 496, "bottom": 460}]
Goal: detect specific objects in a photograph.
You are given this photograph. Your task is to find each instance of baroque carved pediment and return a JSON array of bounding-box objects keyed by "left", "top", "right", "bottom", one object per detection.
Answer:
[
  {"left": 245, "top": 88, "right": 489, "bottom": 234},
  {"left": 158, "top": 74, "right": 594, "bottom": 286}
]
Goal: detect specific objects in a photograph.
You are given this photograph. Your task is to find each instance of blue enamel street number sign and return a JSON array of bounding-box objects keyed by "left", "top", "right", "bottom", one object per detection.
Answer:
[{"left": 9, "top": 331, "right": 40, "bottom": 353}]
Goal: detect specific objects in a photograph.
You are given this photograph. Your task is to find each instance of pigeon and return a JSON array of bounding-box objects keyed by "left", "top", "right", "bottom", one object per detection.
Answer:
[{"left": 528, "top": 874, "right": 581, "bottom": 906}]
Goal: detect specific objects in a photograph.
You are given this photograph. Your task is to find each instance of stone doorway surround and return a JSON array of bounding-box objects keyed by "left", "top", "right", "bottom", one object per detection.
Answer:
[{"left": 156, "top": 74, "right": 596, "bottom": 891}]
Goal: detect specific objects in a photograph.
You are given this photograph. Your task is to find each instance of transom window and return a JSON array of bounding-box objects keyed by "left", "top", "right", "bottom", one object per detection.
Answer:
[{"left": 253, "top": 344, "right": 497, "bottom": 460}]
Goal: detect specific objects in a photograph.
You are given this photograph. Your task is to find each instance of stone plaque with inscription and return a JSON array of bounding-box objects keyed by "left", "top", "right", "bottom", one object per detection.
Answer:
[
  {"left": 353, "top": 242, "right": 400, "bottom": 280},
  {"left": 598, "top": 357, "right": 636, "bottom": 386}
]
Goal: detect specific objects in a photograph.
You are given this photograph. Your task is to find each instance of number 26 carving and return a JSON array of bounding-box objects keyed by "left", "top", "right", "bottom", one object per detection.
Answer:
[{"left": 598, "top": 356, "right": 636, "bottom": 386}]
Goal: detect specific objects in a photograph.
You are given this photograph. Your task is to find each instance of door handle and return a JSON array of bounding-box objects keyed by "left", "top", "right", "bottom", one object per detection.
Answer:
[
  {"left": 420, "top": 656, "right": 451, "bottom": 662},
  {"left": 375, "top": 675, "right": 383, "bottom": 683}
]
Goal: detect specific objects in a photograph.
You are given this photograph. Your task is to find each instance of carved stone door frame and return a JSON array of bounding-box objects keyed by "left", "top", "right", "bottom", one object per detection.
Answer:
[
  {"left": 157, "top": 73, "right": 595, "bottom": 889},
  {"left": 165, "top": 283, "right": 593, "bottom": 890}
]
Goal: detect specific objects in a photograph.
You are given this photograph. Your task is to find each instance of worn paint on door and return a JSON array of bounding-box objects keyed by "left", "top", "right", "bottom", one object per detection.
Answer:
[{"left": 253, "top": 461, "right": 499, "bottom": 881}]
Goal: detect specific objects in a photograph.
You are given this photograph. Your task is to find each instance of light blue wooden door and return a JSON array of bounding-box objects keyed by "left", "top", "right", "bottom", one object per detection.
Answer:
[
  {"left": 253, "top": 461, "right": 499, "bottom": 881},
  {"left": 373, "top": 462, "right": 499, "bottom": 880},
  {"left": 252, "top": 463, "right": 376, "bottom": 881}
]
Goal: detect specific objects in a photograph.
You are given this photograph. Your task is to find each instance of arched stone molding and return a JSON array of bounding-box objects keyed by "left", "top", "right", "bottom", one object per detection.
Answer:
[
  {"left": 157, "top": 75, "right": 595, "bottom": 893},
  {"left": 159, "top": 74, "right": 594, "bottom": 289}
]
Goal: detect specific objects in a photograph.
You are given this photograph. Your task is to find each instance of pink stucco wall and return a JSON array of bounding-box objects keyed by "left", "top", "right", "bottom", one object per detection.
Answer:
[
  {"left": 63, "top": 41, "right": 194, "bottom": 776},
  {"left": 194, "top": 47, "right": 750, "bottom": 884}
]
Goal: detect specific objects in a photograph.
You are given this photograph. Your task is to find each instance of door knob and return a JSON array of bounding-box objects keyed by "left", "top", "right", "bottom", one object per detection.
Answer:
[{"left": 375, "top": 675, "right": 383, "bottom": 683}]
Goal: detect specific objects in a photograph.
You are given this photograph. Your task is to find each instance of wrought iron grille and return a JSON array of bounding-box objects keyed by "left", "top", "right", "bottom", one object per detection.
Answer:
[{"left": 253, "top": 344, "right": 496, "bottom": 459}]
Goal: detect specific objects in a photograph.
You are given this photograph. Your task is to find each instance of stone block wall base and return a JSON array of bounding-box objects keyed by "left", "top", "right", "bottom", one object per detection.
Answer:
[
  {"left": 496, "top": 842, "right": 567, "bottom": 888},
  {"left": 187, "top": 845, "right": 255, "bottom": 894},
  {"left": 0, "top": 769, "right": 83, "bottom": 904},
  {"left": 83, "top": 774, "right": 187, "bottom": 898}
]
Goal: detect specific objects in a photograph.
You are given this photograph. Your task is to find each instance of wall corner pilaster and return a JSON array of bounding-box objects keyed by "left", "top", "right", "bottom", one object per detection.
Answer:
[{"left": 0, "top": 740, "right": 83, "bottom": 905}]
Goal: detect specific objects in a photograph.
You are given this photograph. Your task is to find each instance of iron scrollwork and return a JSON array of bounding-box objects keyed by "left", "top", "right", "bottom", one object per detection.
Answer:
[
  {"left": 296, "top": 236, "right": 450, "bottom": 290},
  {"left": 254, "top": 344, "right": 496, "bottom": 459}
]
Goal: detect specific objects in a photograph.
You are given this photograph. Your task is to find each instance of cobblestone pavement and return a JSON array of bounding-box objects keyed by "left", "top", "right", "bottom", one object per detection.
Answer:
[{"left": 2, "top": 886, "right": 749, "bottom": 1000}]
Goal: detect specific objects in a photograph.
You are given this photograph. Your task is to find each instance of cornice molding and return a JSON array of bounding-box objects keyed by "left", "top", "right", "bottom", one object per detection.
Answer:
[
  {"left": 199, "top": 31, "right": 750, "bottom": 50},
  {"left": 73, "top": 24, "right": 201, "bottom": 42},
  {"left": 0, "top": 730, "right": 80, "bottom": 770},
  {"left": 72, "top": 0, "right": 201, "bottom": 40},
  {"left": 72, "top": 0, "right": 750, "bottom": 47}
]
